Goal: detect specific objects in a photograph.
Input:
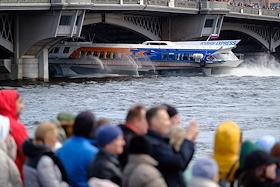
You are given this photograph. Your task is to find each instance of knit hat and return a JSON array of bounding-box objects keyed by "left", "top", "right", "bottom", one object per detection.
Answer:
[
  {"left": 239, "top": 140, "right": 260, "bottom": 169},
  {"left": 57, "top": 112, "right": 75, "bottom": 124},
  {"left": 192, "top": 157, "right": 218, "bottom": 180},
  {"left": 256, "top": 135, "right": 277, "bottom": 153},
  {"left": 162, "top": 104, "right": 178, "bottom": 118},
  {"left": 128, "top": 135, "right": 152, "bottom": 155},
  {"left": 73, "top": 111, "right": 95, "bottom": 138},
  {"left": 0, "top": 115, "right": 10, "bottom": 141},
  {"left": 244, "top": 150, "right": 279, "bottom": 170},
  {"left": 95, "top": 125, "right": 123, "bottom": 147}
]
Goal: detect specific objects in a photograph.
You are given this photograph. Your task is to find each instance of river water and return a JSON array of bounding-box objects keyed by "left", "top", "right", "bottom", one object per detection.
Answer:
[{"left": 13, "top": 55, "right": 280, "bottom": 156}]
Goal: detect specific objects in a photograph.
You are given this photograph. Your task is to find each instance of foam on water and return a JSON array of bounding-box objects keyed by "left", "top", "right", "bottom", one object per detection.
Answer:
[{"left": 216, "top": 53, "right": 280, "bottom": 77}]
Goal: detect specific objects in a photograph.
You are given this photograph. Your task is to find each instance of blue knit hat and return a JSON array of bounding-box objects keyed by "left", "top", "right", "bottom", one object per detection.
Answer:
[
  {"left": 192, "top": 157, "right": 218, "bottom": 180},
  {"left": 95, "top": 125, "right": 123, "bottom": 147}
]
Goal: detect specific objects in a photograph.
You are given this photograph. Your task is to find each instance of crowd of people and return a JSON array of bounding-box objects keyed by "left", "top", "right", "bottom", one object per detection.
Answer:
[{"left": 0, "top": 89, "right": 279, "bottom": 187}]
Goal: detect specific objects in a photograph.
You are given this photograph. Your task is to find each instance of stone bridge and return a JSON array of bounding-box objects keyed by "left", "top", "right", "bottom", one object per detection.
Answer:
[{"left": 1, "top": 0, "right": 280, "bottom": 81}]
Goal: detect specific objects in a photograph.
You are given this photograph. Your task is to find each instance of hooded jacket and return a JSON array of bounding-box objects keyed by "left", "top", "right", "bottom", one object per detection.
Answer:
[
  {"left": 123, "top": 154, "right": 167, "bottom": 187},
  {"left": 0, "top": 90, "right": 28, "bottom": 178},
  {"left": 0, "top": 141, "right": 23, "bottom": 187},
  {"left": 214, "top": 121, "right": 241, "bottom": 182},
  {"left": 22, "top": 139, "right": 69, "bottom": 187}
]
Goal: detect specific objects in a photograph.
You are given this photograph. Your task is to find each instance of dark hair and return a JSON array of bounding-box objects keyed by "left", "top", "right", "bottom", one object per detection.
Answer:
[
  {"left": 161, "top": 104, "right": 178, "bottom": 118},
  {"left": 73, "top": 111, "right": 95, "bottom": 138},
  {"left": 128, "top": 135, "right": 152, "bottom": 155},
  {"left": 126, "top": 105, "right": 146, "bottom": 124},
  {"left": 146, "top": 106, "right": 166, "bottom": 126},
  {"left": 270, "top": 143, "right": 280, "bottom": 158}
]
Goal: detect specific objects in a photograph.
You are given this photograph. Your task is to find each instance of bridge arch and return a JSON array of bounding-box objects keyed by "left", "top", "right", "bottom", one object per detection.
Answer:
[
  {"left": 84, "top": 13, "right": 161, "bottom": 41},
  {"left": 221, "top": 23, "right": 269, "bottom": 51}
]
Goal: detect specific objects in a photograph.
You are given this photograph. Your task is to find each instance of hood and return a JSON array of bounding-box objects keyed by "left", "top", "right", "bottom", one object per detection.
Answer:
[
  {"left": 0, "top": 90, "right": 18, "bottom": 120},
  {"left": 239, "top": 140, "right": 260, "bottom": 170},
  {"left": 22, "top": 139, "right": 50, "bottom": 158},
  {"left": 214, "top": 121, "right": 241, "bottom": 181}
]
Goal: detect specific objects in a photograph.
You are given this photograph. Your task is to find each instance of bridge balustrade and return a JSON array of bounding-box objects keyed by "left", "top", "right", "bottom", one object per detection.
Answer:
[
  {"left": 92, "top": 0, "right": 120, "bottom": 4},
  {"left": 175, "top": 0, "right": 197, "bottom": 9},
  {"left": 242, "top": 6, "right": 259, "bottom": 14},
  {"left": 261, "top": 9, "right": 280, "bottom": 17},
  {"left": 0, "top": 0, "right": 49, "bottom": 2},
  {"left": 123, "top": 0, "right": 139, "bottom": 4},
  {"left": 200, "top": 1, "right": 228, "bottom": 10}
]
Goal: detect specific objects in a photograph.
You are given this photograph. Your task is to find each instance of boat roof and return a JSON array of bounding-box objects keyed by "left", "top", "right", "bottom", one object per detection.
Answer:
[{"left": 57, "top": 40, "right": 240, "bottom": 50}]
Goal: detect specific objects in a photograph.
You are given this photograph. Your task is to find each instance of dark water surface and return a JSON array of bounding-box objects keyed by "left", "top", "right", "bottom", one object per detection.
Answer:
[{"left": 16, "top": 74, "right": 280, "bottom": 156}]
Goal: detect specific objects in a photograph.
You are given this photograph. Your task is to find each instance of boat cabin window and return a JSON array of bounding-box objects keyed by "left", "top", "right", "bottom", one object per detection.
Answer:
[
  {"left": 183, "top": 53, "right": 189, "bottom": 61},
  {"left": 112, "top": 52, "right": 116, "bottom": 59},
  {"left": 162, "top": 53, "right": 167, "bottom": 60},
  {"left": 169, "top": 53, "right": 175, "bottom": 61},
  {"left": 100, "top": 51, "right": 105, "bottom": 59},
  {"left": 93, "top": 51, "right": 98, "bottom": 57},
  {"left": 87, "top": 51, "right": 92, "bottom": 56},
  {"left": 81, "top": 51, "right": 86, "bottom": 57},
  {"left": 63, "top": 47, "right": 70, "bottom": 54},
  {"left": 177, "top": 53, "right": 181, "bottom": 61},
  {"left": 106, "top": 52, "right": 111, "bottom": 59},
  {"left": 53, "top": 47, "right": 60, "bottom": 54}
]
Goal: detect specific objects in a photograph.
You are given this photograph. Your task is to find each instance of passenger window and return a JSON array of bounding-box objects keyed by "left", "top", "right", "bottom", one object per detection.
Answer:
[
  {"left": 183, "top": 53, "right": 189, "bottom": 61},
  {"left": 169, "top": 53, "right": 175, "bottom": 61},
  {"left": 162, "top": 53, "right": 167, "bottom": 60},
  {"left": 112, "top": 52, "right": 116, "bottom": 59},
  {"left": 106, "top": 52, "right": 111, "bottom": 59},
  {"left": 100, "top": 51, "right": 104, "bottom": 59},
  {"left": 63, "top": 47, "right": 70, "bottom": 54},
  {"left": 53, "top": 47, "right": 60, "bottom": 54},
  {"left": 93, "top": 51, "right": 98, "bottom": 57},
  {"left": 177, "top": 53, "right": 181, "bottom": 61}
]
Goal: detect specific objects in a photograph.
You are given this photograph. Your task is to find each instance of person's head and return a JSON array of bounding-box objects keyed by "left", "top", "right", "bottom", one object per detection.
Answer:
[
  {"left": 239, "top": 140, "right": 260, "bottom": 170},
  {"left": 270, "top": 142, "right": 280, "bottom": 165},
  {"left": 162, "top": 104, "right": 181, "bottom": 126},
  {"left": 191, "top": 157, "right": 219, "bottom": 182},
  {"left": 125, "top": 105, "right": 148, "bottom": 135},
  {"left": 243, "top": 150, "right": 278, "bottom": 182},
  {"left": 95, "top": 125, "right": 125, "bottom": 155},
  {"left": 57, "top": 112, "right": 75, "bottom": 137},
  {"left": 34, "top": 122, "right": 58, "bottom": 149},
  {"left": 213, "top": 120, "right": 241, "bottom": 180},
  {"left": 73, "top": 111, "right": 95, "bottom": 138},
  {"left": 146, "top": 106, "right": 171, "bottom": 136},
  {"left": 256, "top": 135, "right": 277, "bottom": 153},
  {"left": 95, "top": 117, "right": 110, "bottom": 130},
  {"left": 0, "top": 90, "right": 24, "bottom": 119},
  {"left": 0, "top": 115, "right": 10, "bottom": 142},
  {"left": 128, "top": 135, "right": 152, "bottom": 155}
]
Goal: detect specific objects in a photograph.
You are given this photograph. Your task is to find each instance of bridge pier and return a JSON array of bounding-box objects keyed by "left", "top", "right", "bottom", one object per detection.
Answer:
[{"left": 38, "top": 48, "right": 49, "bottom": 82}]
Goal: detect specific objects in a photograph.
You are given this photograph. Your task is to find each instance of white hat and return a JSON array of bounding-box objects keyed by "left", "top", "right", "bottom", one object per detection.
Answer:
[{"left": 0, "top": 115, "right": 10, "bottom": 141}]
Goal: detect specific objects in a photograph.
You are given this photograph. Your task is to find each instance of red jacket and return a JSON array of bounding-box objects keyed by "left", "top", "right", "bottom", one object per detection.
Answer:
[{"left": 0, "top": 90, "right": 28, "bottom": 179}]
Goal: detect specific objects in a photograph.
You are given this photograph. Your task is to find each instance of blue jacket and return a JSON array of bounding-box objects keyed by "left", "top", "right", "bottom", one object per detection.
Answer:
[
  {"left": 147, "top": 130, "right": 195, "bottom": 187},
  {"left": 57, "top": 136, "right": 98, "bottom": 187}
]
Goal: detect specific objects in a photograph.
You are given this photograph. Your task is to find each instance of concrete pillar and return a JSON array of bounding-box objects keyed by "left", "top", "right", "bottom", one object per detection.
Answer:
[
  {"left": 22, "top": 56, "right": 38, "bottom": 80},
  {"left": 38, "top": 48, "right": 49, "bottom": 82},
  {"left": 11, "top": 15, "right": 23, "bottom": 80}
]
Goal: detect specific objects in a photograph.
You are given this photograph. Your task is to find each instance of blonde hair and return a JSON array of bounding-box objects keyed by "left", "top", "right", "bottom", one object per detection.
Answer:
[{"left": 35, "top": 122, "right": 58, "bottom": 142}]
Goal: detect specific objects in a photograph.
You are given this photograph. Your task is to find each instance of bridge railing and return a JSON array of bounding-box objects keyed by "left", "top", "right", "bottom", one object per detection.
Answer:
[
  {"left": 0, "top": 0, "right": 49, "bottom": 2},
  {"left": 228, "top": 4, "right": 280, "bottom": 17},
  {"left": 200, "top": 1, "right": 228, "bottom": 10}
]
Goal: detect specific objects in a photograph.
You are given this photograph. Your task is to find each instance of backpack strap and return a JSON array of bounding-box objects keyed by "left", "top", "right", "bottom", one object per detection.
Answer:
[{"left": 43, "top": 152, "right": 69, "bottom": 184}]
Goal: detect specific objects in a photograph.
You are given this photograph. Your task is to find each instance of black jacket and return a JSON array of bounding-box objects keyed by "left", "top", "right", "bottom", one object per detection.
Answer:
[
  {"left": 147, "top": 130, "right": 195, "bottom": 187},
  {"left": 118, "top": 125, "right": 137, "bottom": 169},
  {"left": 88, "top": 150, "right": 122, "bottom": 186}
]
